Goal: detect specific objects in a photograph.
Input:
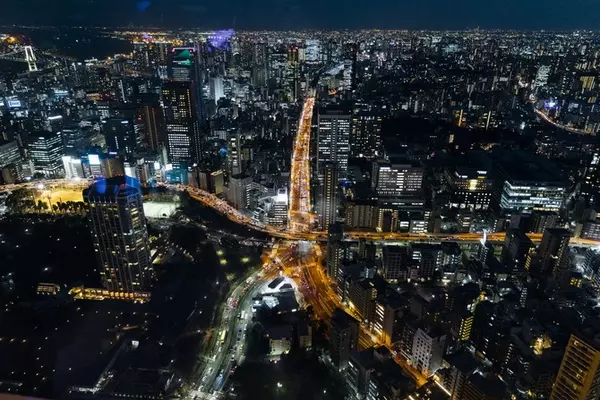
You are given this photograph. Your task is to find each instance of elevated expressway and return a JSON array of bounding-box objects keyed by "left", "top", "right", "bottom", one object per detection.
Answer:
[
  {"left": 287, "top": 91, "right": 316, "bottom": 233},
  {"left": 1, "top": 180, "right": 599, "bottom": 247}
]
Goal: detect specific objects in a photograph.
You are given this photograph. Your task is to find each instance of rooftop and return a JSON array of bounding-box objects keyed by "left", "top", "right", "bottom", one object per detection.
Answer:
[{"left": 83, "top": 176, "right": 142, "bottom": 201}]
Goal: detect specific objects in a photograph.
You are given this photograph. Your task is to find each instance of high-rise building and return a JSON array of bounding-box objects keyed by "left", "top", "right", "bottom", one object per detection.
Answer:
[
  {"left": 138, "top": 100, "right": 164, "bottom": 151},
  {"left": 551, "top": 330, "right": 600, "bottom": 400},
  {"left": 382, "top": 245, "right": 410, "bottom": 282},
  {"left": 494, "top": 153, "right": 566, "bottom": 213},
  {"left": 102, "top": 118, "right": 137, "bottom": 156},
  {"left": 444, "top": 167, "right": 493, "bottom": 210},
  {"left": 372, "top": 159, "right": 424, "bottom": 198},
  {"left": 411, "top": 324, "right": 446, "bottom": 376},
  {"left": 330, "top": 308, "right": 359, "bottom": 370},
  {"left": 533, "top": 65, "right": 551, "bottom": 93},
  {"left": 252, "top": 43, "right": 269, "bottom": 87},
  {"left": 227, "top": 173, "right": 252, "bottom": 210},
  {"left": 0, "top": 140, "right": 22, "bottom": 169},
  {"left": 168, "top": 47, "right": 199, "bottom": 83},
  {"left": 148, "top": 41, "right": 171, "bottom": 78},
  {"left": 345, "top": 200, "right": 379, "bottom": 230},
  {"left": 83, "top": 176, "right": 153, "bottom": 294},
  {"left": 350, "top": 113, "right": 382, "bottom": 158},
  {"left": 318, "top": 162, "right": 338, "bottom": 229},
  {"left": 133, "top": 41, "right": 151, "bottom": 73},
  {"left": 317, "top": 108, "right": 351, "bottom": 180},
  {"left": 0, "top": 140, "right": 22, "bottom": 183},
  {"left": 502, "top": 228, "right": 534, "bottom": 277},
  {"left": 228, "top": 133, "right": 243, "bottom": 176},
  {"left": 61, "top": 125, "right": 85, "bottom": 156},
  {"left": 326, "top": 222, "right": 344, "bottom": 280},
  {"left": 161, "top": 81, "right": 201, "bottom": 169},
  {"left": 348, "top": 279, "right": 377, "bottom": 322},
  {"left": 209, "top": 75, "right": 225, "bottom": 104},
  {"left": 537, "top": 228, "right": 571, "bottom": 274},
  {"left": 582, "top": 152, "right": 600, "bottom": 205},
  {"left": 27, "top": 130, "right": 64, "bottom": 177}
]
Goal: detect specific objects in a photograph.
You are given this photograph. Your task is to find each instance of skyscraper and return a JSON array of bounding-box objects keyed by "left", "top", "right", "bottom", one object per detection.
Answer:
[
  {"left": 326, "top": 222, "right": 344, "bottom": 280},
  {"left": 537, "top": 228, "right": 571, "bottom": 274},
  {"left": 317, "top": 108, "right": 351, "bottom": 180},
  {"left": 551, "top": 330, "right": 600, "bottom": 400},
  {"left": 209, "top": 75, "right": 225, "bottom": 105},
  {"left": 581, "top": 151, "right": 600, "bottom": 205},
  {"left": 168, "top": 47, "right": 199, "bottom": 83},
  {"left": 61, "top": 125, "right": 85, "bottom": 156},
  {"left": 318, "top": 162, "right": 339, "bottom": 229},
  {"left": 161, "top": 81, "right": 201, "bottom": 170},
  {"left": 228, "top": 133, "right": 243, "bottom": 176},
  {"left": 83, "top": 176, "right": 153, "bottom": 294},
  {"left": 138, "top": 99, "right": 164, "bottom": 151},
  {"left": 132, "top": 41, "right": 151, "bottom": 73},
  {"left": 102, "top": 118, "right": 137, "bottom": 156},
  {"left": 351, "top": 113, "right": 382, "bottom": 158},
  {"left": 27, "top": 130, "right": 64, "bottom": 178}
]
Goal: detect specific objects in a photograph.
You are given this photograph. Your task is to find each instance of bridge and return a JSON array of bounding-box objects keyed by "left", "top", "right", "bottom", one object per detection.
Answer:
[
  {"left": 0, "top": 44, "right": 75, "bottom": 72},
  {"left": 0, "top": 45, "right": 39, "bottom": 72}
]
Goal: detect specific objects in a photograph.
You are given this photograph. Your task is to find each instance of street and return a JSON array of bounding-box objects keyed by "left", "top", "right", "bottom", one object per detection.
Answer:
[{"left": 192, "top": 269, "right": 270, "bottom": 399}]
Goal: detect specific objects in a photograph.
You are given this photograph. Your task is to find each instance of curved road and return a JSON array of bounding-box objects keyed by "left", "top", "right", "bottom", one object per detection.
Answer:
[{"left": 1, "top": 179, "right": 599, "bottom": 246}]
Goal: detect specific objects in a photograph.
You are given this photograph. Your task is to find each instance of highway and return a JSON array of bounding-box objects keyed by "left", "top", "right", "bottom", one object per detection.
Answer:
[
  {"left": 534, "top": 107, "right": 591, "bottom": 135},
  {"left": 288, "top": 93, "right": 316, "bottom": 233},
  {"left": 193, "top": 270, "right": 270, "bottom": 399},
  {"left": 3, "top": 180, "right": 600, "bottom": 247}
]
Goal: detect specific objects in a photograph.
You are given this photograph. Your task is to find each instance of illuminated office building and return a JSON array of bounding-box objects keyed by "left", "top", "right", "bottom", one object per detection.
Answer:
[
  {"left": 350, "top": 113, "right": 382, "bottom": 158},
  {"left": 372, "top": 159, "right": 424, "bottom": 198},
  {"left": 138, "top": 100, "right": 164, "bottom": 151},
  {"left": 317, "top": 108, "right": 351, "bottom": 180},
  {"left": 318, "top": 162, "right": 338, "bottom": 229},
  {"left": 61, "top": 125, "right": 85, "bottom": 156},
  {"left": 102, "top": 118, "right": 137, "bottom": 156},
  {"left": 83, "top": 176, "right": 153, "bottom": 294},
  {"left": 209, "top": 75, "right": 225, "bottom": 104},
  {"left": 0, "top": 140, "right": 22, "bottom": 169},
  {"left": 161, "top": 81, "right": 201, "bottom": 170},
  {"left": 495, "top": 153, "right": 566, "bottom": 212},
  {"left": 133, "top": 41, "right": 151, "bottom": 72},
  {"left": 581, "top": 152, "right": 600, "bottom": 204},
  {"left": 444, "top": 167, "right": 493, "bottom": 210},
  {"left": 326, "top": 222, "right": 344, "bottom": 280},
  {"left": 228, "top": 133, "right": 243, "bottom": 176},
  {"left": 27, "top": 130, "right": 64, "bottom": 178},
  {"left": 499, "top": 181, "right": 565, "bottom": 213}
]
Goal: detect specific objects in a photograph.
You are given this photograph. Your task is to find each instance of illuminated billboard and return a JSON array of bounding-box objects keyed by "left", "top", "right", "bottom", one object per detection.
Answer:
[
  {"left": 7, "top": 99, "right": 22, "bottom": 108},
  {"left": 88, "top": 154, "right": 101, "bottom": 165},
  {"left": 172, "top": 48, "right": 195, "bottom": 66}
]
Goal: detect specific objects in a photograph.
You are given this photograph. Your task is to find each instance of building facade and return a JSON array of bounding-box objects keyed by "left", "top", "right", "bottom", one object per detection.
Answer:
[{"left": 83, "top": 176, "right": 153, "bottom": 294}]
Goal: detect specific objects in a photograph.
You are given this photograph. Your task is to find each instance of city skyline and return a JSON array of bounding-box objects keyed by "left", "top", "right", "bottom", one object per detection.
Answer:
[{"left": 3, "top": 20, "right": 600, "bottom": 400}]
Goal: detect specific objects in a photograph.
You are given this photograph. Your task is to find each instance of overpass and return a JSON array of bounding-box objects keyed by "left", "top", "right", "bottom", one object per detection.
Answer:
[{"left": 2, "top": 179, "right": 600, "bottom": 247}]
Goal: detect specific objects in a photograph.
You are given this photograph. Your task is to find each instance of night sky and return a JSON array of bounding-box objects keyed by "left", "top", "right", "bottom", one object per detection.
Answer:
[{"left": 2, "top": 0, "right": 600, "bottom": 29}]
